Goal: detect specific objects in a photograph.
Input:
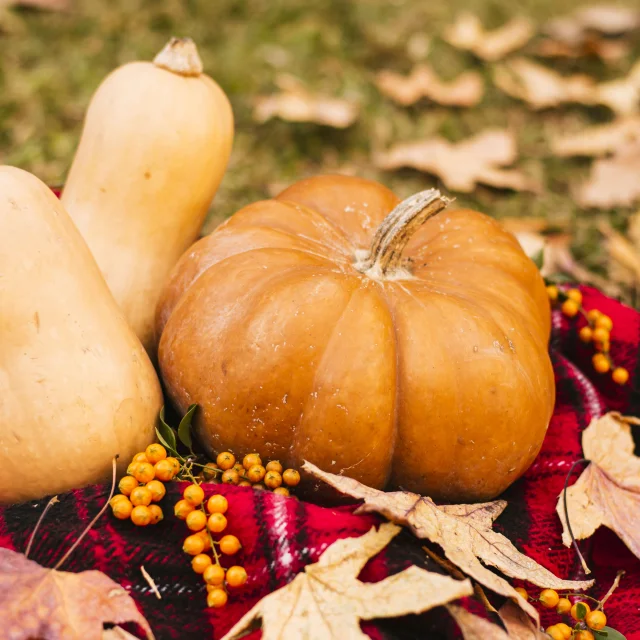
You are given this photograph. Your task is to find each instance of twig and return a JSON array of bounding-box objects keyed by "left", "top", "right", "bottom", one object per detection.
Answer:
[
  {"left": 141, "top": 565, "right": 162, "bottom": 600},
  {"left": 598, "top": 570, "right": 625, "bottom": 610},
  {"left": 423, "top": 546, "right": 465, "bottom": 580},
  {"left": 562, "top": 458, "right": 592, "bottom": 575},
  {"left": 54, "top": 456, "right": 118, "bottom": 570},
  {"left": 24, "top": 495, "right": 59, "bottom": 559}
]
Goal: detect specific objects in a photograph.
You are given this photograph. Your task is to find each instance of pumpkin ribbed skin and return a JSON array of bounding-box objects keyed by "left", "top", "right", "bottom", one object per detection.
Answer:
[{"left": 157, "top": 175, "right": 554, "bottom": 502}]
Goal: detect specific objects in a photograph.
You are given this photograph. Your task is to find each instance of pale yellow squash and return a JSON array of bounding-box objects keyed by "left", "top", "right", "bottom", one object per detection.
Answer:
[
  {"left": 62, "top": 37, "right": 234, "bottom": 353},
  {"left": 0, "top": 167, "right": 163, "bottom": 504}
]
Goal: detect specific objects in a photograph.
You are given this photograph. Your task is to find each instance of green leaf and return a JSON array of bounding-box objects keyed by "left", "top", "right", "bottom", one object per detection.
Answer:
[
  {"left": 576, "top": 602, "right": 588, "bottom": 620},
  {"left": 601, "top": 628, "right": 627, "bottom": 640},
  {"left": 157, "top": 406, "right": 177, "bottom": 454},
  {"left": 178, "top": 404, "right": 198, "bottom": 450},
  {"left": 593, "top": 630, "right": 609, "bottom": 638},
  {"left": 531, "top": 248, "right": 544, "bottom": 270}
]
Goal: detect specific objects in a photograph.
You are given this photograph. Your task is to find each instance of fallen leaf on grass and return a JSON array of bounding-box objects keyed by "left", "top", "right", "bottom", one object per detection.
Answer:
[
  {"left": 577, "top": 142, "right": 640, "bottom": 208},
  {"left": 376, "top": 63, "right": 484, "bottom": 107},
  {"left": 535, "top": 37, "right": 630, "bottom": 62},
  {"left": 0, "top": 547, "right": 154, "bottom": 640},
  {"left": 374, "top": 129, "right": 538, "bottom": 193},
  {"left": 253, "top": 75, "right": 359, "bottom": 128},
  {"left": 557, "top": 412, "right": 640, "bottom": 560},
  {"left": 304, "top": 462, "right": 593, "bottom": 624},
  {"left": 550, "top": 117, "right": 640, "bottom": 157},
  {"left": 495, "top": 58, "right": 640, "bottom": 115},
  {"left": 221, "top": 522, "right": 473, "bottom": 640},
  {"left": 444, "top": 13, "right": 534, "bottom": 61}
]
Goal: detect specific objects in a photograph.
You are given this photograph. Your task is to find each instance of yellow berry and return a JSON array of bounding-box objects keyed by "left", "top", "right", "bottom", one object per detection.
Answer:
[
  {"left": 613, "top": 367, "right": 629, "bottom": 385},
  {"left": 592, "top": 353, "right": 610, "bottom": 374},
  {"left": 183, "top": 483, "right": 205, "bottom": 506},
  {"left": 148, "top": 504, "right": 164, "bottom": 524},
  {"left": 166, "top": 457, "right": 181, "bottom": 475},
  {"left": 145, "top": 443, "right": 167, "bottom": 465},
  {"left": 154, "top": 459, "right": 175, "bottom": 482},
  {"left": 571, "top": 601, "right": 591, "bottom": 621},
  {"left": 174, "top": 499, "right": 195, "bottom": 520},
  {"left": 197, "top": 530, "right": 212, "bottom": 551},
  {"left": 266, "top": 460, "right": 283, "bottom": 474},
  {"left": 131, "top": 505, "right": 152, "bottom": 526},
  {"left": 592, "top": 327, "right": 610, "bottom": 343},
  {"left": 561, "top": 299, "right": 579, "bottom": 318},
  {"left": 207, "top": 512, "right": 227, "bottom": 533},
  {"left": 238, "top": 480, "right": 252, "bottom": 487},
  {"left": 206, "top": 494, "right": 228, "bottom": 515},
  {"left": 126, "top": 462, "right": 140, "bottom": 477},
  {"left": 594, "top": 339, "right": 610, "bottom": 353},
  {"left": 242, "top": 453, "right": 262, "bottom": 470},
  {"left": 514, "top": 587, "right": 528, "bottom": 601},
  {"left": 183, "top": 534, "right": 206, "bottom": 556},
  {"left": 203, "top": 462, "right": 219, "bottom": 481},
  {"left": 203, "top": 563, "right": 226, "bottom": 586},
  {"left": 130, "top": 486, "right": 153, "bottom": 507},
  {"left": 133, "top": 462, "right": 155, "bottom": 484},
  {"left": 574, "top": 632, "right": 594, "bottom": 640},
  {"left": 546, "top": 285, "right": 558, "bottom": 302},
  {"left": 247, "top": 464, "right": 266, "bottom": 484},
  {"left": 112, "top": 496, "right": 133, "bottom": 520},
  {"left": 186, "top": 509, "right": 208, "bottom": 532},
  {"left": 539, "top": 589, "right": 559, "bottom": 609},
  {"left": 145, "top": 480, "right": 166, "bottom": 503},
  {"left": 216, "top": 452, "right": 236, "bottom": 471},
  {"left": 567, "top": 288, "right": 582, "bottom": 304},
  {"left": 586, "top": 309, "right": 601, "bottom": 323},
  {"left": 265, "top": 470, "right": 283, "bottom": 489},
  {"left": 133, "top": 452, "right": 149, "bottom": 463},
  {"left": 545, "top": 626, "right": 565, "bottom": 640},
  {"left": 283, "top": 469, "right": 300, "bottom": 487},
  {"left": 118, "top": 475, "right": 139, "bottom": 496},
  {"left": 191, "top": 553, "right": 212, "bottom": 574},
  {"left": 206, "top": 587, "right": 228, "bottom": 608},
  {"left": 595, "top": 315, "right": 613, "bottom": 331},
  {"left": 556, "top": 597, "right": 572, "bottom": 615},
  {"left": 225, "top": 565, "right": 248, "bottom": 588},
  {"left": 221, "top": 469, "right": 240, "bottom": 485},
  {"left": 233, "top": 463, "right": 245, "bottom": 476},
  {"left": 273, "top": 486, "right": 290, "bottom": 497},
  {"left": 252, "top": 483, "right": 266, "bottom": 491},
  {"left": 555, "top": 623, "right": 572, "bottom": 640},
  {"left": 579, "top": 326, "right": 593, "bottom": 343},
  {"left": 585, "top": 610, "right": 606, "bottom": 631},
  {"left": 110, "top": 494, "right": 129, "bottom": 507},
  {"left": 219, "top": 534, "right": 241, "bottom": 555}
]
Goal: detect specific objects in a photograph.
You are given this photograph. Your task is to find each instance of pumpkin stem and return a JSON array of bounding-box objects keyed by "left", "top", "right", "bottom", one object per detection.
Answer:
[
  {"left": 153, "top": 37, "right": 203, "bottom": 77},
  {"left": 359, "top": 189, "right": 451, "bottom": 279}
]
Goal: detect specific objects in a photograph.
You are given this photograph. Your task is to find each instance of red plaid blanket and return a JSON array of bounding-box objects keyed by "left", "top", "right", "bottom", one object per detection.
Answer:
[{"left": 1, "top": 285, "right": 639, "bottom": 639}]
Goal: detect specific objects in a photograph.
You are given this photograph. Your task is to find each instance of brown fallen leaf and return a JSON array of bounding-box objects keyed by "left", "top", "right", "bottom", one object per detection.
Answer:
[
  {"left": 304, "top": 462, "right": 593, "bottom": 625},
  {"left": 253, "top": 75, "right": 359, "bottom": 129},
  {"left": 534, "top": 36, "right": 630, "bottom": 62},
  {"left": 550, "top": 117, "right": 640, "bottom": 157},
  {"left": 444, "top": 13, "right": 534, "bottom": 61},
  {"left": 576, "top": 141, "right": 640, "bottom": 208},
  {"left": 376, "top": 63, "right": 484, "bottom": 107},
  {"left": 499, "top": 600, "right": 548, "bottom": 639},
  {"left": 448, "top": 601, "right": 547, "bottom": 639},
  {"left": 221, "top": 522, "right": 473, "bottom": 640},
  {"left": 557, "top": 412, "right": 640, "bottom": 561},
  {"left": 374, "top": 129, "right": 539, "bottom": 193},
  {"left": 495, "top": 58, "right": 640, "bottom": 115},
  {"left": 0, "top": 547, "right": 154, "bottom": 640}
]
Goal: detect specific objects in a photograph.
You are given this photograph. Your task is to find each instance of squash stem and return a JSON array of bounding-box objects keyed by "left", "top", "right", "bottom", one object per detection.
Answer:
[
  {"left": 153, "top": 37, "right": 203, "bottom": 77},
  {"left": 359, "top": 189, "right": 451, "bottom": 279}
]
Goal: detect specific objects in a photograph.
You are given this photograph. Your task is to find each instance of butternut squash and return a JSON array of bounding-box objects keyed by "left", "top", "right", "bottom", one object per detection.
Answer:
[
  {"left": 0, "top": 167, "right": 163, "bottom": 504},
  {"left": 62, "top": 37, "right": 234, "bottom": 353}
]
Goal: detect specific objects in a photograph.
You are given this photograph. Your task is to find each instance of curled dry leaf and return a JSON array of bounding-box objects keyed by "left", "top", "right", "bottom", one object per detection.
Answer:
[
  {"left": 557, "top": 412, "right": 640, "bottom": 560},
  {"left": 376, "top": 63, "right": 484, "bottom": 107},
  {"left": 550, "top": 116, "right": 640, "bottom": 157},
  {"left": 221, "top": 522, "right": 473, "bottom": 640},
  {"left": 499, "top": 600, "right": 548, "bottom": 639},
  {"left": 374, "top": 128, "right": 539, "bottom": 193},
  {"left": 0, "top": 547, "right": 153, "bottom": 640},
  {"left": 304, "top": 462, "right": 593, "bottom": 625},
  {"left": 495, "top": 58, "right": 640, "bottom": 116},
  {"left": 253, "top": 75, "right": 358, "bottom": 129},
  {"left": 444, "top": 13, "right": 534, "bottom": 61},
  {"left": 577, "top": 141, "right": 640, "bottom": 208}
]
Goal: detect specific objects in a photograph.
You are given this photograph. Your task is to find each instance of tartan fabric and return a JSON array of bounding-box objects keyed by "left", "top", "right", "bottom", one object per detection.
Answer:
[{"left": 1, "top": 285, "right": 639, "bottom": 639}]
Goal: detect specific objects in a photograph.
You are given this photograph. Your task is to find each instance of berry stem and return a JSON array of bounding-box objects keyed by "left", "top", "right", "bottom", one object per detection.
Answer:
[
  {"left": 24, "top": 495, "right": 59, "bottom": 558},
  {"left": 562, "top": 458, "right": 592, "bottom": 576},
  {"left": 597, "top": 570, "right": 625, "bottom": 610}
]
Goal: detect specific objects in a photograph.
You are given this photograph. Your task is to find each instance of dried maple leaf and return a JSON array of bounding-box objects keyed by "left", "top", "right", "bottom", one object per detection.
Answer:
[
  {"left": 576, "top": 141, "right": 640, "bottom": 208},
  {"left": 495, "top": 58, "right": 640, "bottom": 115},
  {"left": 444, "top": 13, "right": 534, "bottom": 61},
  {"left": 221, "top": 522, "right": 473, "bottom": 640},
  {"left": 304, "top": 462, "right": 593, "bottom": 624},
  {"left": 376, "top": 63, "right": 484, "bottom": 107},
  {"left": 374, "top": 129, "right": 538, "bottom": 193},
  {"left": 253, "top": 75, "right": 358, "bottom": 129},
  {"left": 550, "top": 117, "right": 640, "bottom": 157},
  {"left": 557, "top": 412, "right": 640, "bottom": 560},
  {"left": 0, "top": 548, "right": 154, "bottom": 640}
]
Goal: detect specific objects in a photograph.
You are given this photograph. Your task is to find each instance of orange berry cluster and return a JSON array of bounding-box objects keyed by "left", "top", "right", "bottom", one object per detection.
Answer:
[
  {"left": 516, "top": 587, "right": 607, "bottom": 640},
  {"left": 203, "top": 451, "right": 301, "bottom": 496},
  {"left": 110, "top": 444, "right": 178, "bottom": 526},
  {"left": 547, "top": 286, "right": 629, "bottom": 385},
  {"left": 175, "top": 485, "right": 247, "bottom": 608}
]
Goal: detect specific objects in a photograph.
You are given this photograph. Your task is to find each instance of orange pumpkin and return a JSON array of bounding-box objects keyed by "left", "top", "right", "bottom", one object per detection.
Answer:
[{"left": 157, "top": 175, "right": 554, "bottom": 502}]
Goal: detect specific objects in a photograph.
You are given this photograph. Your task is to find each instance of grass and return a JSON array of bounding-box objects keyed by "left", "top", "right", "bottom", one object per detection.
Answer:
[{"left": 1, "top": 0, "right": 639, "bottom": 300}]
